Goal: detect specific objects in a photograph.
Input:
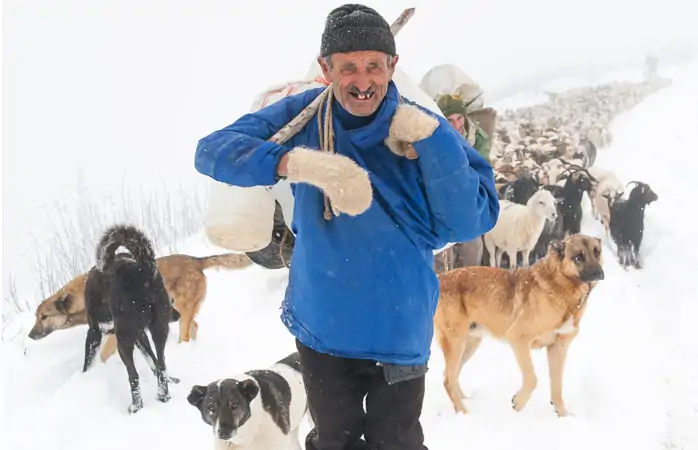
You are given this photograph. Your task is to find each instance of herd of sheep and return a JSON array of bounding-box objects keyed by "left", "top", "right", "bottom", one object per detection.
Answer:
[{"left": 437, "top": 76, "right": 670, "bottom": 272}]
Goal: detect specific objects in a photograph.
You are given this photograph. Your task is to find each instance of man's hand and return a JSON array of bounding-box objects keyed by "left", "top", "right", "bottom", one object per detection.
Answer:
[
  {"left": 277, "top": 153, "right": 290, "bottom": 177},
  {"left": 384, "top": 104, "right": 440, "bottom": 159},
  {"left": 284, "top": 147, "right": 373, "bottom": 216}
]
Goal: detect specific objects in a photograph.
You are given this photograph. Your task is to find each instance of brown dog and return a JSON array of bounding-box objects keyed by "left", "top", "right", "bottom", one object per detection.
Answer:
[
  {"left": 28, "top": 252, "right": 252, "bottom": 360},
  {"left": 434, "top": 234, "right": 605, "bottom": 417}
]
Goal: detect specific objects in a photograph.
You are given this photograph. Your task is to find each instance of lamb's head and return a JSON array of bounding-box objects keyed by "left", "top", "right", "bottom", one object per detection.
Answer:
[{"left": 527, "top": 189, "right": 558, "bottom": 222}]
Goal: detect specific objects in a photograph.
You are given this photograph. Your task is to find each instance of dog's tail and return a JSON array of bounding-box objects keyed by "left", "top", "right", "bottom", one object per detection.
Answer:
[
  {"left": 195, "top": 253, "right": 253, "bottom": 271},
  {"left": 96, "top": 224, "right": 157, "bottom": 272}
]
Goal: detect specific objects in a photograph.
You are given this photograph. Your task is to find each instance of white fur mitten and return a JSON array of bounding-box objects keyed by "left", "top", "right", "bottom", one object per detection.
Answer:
[
  {"left": 384, "top": 104, "right": 440, "bottom": 159},
  {"left": 286, "top": 147, "right": 373, "bottom": 216}
]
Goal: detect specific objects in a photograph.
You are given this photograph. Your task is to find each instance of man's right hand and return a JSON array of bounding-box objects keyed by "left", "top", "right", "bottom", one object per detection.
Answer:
[
  {"left": 284, "top": 147, "right": 373, "bottom": 216},
  {"left": 277, "top": 153, "right": 290, "bottom": 177}
]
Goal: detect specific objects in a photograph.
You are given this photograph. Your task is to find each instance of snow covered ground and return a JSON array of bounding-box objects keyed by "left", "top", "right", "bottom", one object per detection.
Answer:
[{"left": 2, "top": 61, "right": 698, "bottom": 450}]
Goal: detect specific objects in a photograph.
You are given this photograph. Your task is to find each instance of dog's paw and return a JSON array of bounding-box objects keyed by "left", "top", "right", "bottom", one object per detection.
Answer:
[
  {"left": 157, "top": 392, "right": 172, "bottom": 403},
  {"left": 388, "top": 104, "right": 439, "bottom": 143},
  {"left": 555, "top": 405, "right": 569, "bottom": 417},
  {"left": 511, "top": 391, "right": 531, "bottom": 412}
]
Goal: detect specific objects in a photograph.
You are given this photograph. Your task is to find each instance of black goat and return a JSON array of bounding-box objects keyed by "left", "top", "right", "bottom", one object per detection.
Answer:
[
  {"left": 608, "top": 181, "right": 658, "bottom": 269},
  {"left": 530, "top": 185, "right": 565, "bottom": 263},
  {"left": 557, "top": 165, "right": 597, "bottom": 236},
  {"left": 498, "top": 175, "right": 541, "bottom": 205}
]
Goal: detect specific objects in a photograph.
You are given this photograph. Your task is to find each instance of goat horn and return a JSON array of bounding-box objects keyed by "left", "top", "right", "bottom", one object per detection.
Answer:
[{"left": 566, "top": 164, "right": 598, "bottom": 182}]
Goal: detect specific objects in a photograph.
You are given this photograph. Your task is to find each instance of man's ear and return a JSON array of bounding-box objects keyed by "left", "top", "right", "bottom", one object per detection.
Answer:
[
  {"left": 317, "top": 55, "right": 332, "bottom": 80},
  {"left": 389, "top": 54, "right": 400, "bottom": 75},
  {"left": 187, "top": 385, "right": 208, "bottom": 409}
]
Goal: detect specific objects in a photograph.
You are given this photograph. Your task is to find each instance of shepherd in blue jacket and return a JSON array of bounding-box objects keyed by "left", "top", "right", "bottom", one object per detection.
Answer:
[{"left": 194, "top": 4, "right": 499, "bottom": 450}]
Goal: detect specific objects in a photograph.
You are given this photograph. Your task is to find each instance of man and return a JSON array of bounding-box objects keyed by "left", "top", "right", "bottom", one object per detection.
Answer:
[{"left": 194, "top": 4, "right": 499, "bottom": 450}]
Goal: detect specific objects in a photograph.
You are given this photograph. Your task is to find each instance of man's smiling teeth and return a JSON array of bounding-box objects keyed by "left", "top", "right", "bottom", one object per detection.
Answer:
[{"left": 351, "top": 92, "right": 374, "bottom": 100}]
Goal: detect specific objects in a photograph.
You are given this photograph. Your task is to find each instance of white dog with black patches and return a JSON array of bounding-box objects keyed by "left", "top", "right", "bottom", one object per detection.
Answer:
[{"left": 187, "top": 352, "right": 309, "bottom": 450}]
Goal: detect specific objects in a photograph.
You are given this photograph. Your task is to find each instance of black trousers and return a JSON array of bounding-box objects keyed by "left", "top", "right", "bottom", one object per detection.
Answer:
[{"left": 296, "top": 340, "right": 428, "bottom": 450}]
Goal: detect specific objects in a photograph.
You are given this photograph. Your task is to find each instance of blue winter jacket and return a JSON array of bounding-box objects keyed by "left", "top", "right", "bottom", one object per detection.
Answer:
[{"left": 194, "top": 81, "right": 499, "bottom": 365}]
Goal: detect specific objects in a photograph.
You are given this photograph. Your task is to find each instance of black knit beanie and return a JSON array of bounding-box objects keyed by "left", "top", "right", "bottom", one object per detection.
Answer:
[{"left": 320, "top": 4, "right": 396, "bottom": 57}]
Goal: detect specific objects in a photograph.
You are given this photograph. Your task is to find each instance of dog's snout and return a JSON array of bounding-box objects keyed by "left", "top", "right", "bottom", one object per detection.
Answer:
[
  {"left": 27, "top": 328, "right": 41, "bottom": 339},
  {"left": 216, "top": 425, "right": 234, "bottom": 440},
  {"left": 582, "top": 266, "right": 605, "bottom": 282}
]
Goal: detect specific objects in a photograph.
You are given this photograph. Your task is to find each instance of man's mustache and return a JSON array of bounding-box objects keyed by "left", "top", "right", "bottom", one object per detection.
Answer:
[{"left": 348, "top": 85, "right": 375, "bottom": 97}]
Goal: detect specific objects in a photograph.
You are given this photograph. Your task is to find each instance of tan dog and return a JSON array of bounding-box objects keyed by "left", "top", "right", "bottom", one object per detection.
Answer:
[
  {"left": 434, "top": 234, "right": 605, "bottom": 417},
  {"left": 28, "top": 253, "right": 252, "bottom": 361}
]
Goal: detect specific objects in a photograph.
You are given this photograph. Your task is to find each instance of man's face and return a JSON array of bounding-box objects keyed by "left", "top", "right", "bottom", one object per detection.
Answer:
[
  {"left": 319, "top": 51, "right": 398, "bottom": 117},
  {"left": 447, "top": 113, "right": 466, "bottom": 133}
]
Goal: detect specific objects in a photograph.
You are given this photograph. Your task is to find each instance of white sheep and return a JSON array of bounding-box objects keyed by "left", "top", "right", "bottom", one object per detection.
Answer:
[
  {"left": 594, "top": 174, "right": 625, "bottom": 237},
  {"left": 542, "top": 159, "right": 565, "bottom": 185},
  {"left": 587, "top": 166, "right": 617, "bottom": 217},
  {"left": 483, "top": 189, "right": 558, "bottom": 268}
]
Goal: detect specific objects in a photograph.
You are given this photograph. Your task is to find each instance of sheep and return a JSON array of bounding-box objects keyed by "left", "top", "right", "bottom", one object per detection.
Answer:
[
  {"left": 587, "top": 166, "right": 620, "bottom": 218},
  {"left": 594, "top": 173, "right": 625, "bottom": 237},
  {"left": 608, "top": 181, "right": 658, "bottom": 269},
  {"left": 541, "top": 158, "right": 566, "bottom": 185},
  {"left": 483, "top": 189, "right": 558, "bottom": 268}
]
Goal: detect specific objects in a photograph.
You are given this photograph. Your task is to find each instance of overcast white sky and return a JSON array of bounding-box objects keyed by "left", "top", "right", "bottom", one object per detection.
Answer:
[{"left": 3, "top": 0, "right": 697, "bottom": 295}]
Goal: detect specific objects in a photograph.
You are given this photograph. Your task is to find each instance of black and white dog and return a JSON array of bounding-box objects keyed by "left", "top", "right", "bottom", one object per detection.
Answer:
[
  {"left": 187, "top": 352, "right": 309, "bottom": 450},
  {"left": 83, "top": 224, "right": 178, "bottom": 414}
]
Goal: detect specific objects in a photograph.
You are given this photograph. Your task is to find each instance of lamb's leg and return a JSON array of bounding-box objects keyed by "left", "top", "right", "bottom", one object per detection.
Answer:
[
  {"left": 521, "top": 249, "right": 531, "bottom": 267},
  {"left": 495, "top": 248, "right": 503, "bottom": 268},
  {"left": 485, "top": 239, "right": 497, "bottom": 268}
]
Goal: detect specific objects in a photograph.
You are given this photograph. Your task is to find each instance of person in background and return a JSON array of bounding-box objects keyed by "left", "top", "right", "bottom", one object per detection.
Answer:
[
  {"left": 433, "top": 91, "right": 495, "bottom": 271},
  {"left": 436, "top": 92, "right": 491, "bottom": 161}
]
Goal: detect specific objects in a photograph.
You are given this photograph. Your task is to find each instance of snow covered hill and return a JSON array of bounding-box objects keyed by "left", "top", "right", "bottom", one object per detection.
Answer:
[{"left": 2, "top": 61, "right": 698, "bottom": 450}]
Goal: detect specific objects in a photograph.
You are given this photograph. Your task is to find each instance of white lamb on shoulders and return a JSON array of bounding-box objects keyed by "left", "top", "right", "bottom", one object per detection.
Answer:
[{"left": 484, "top": 189, "right": 558, "bottom": 268}]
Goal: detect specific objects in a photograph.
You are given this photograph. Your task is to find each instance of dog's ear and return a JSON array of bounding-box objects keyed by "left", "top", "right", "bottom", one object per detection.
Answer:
[
  {"left": 187, "top": 385, "right": 208, "bottom": 409},
  {"left": 239, "top": 379, "right": 259, "bottom": 401},
  {"left": 549, "top": 239, "right": 566, "bottom": 258},
  {"left": 54, "top": 294, "right": 72, "bottom": 314},
  {"left": 594, "top": 237, "right": 602, "bottom": 248}
]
